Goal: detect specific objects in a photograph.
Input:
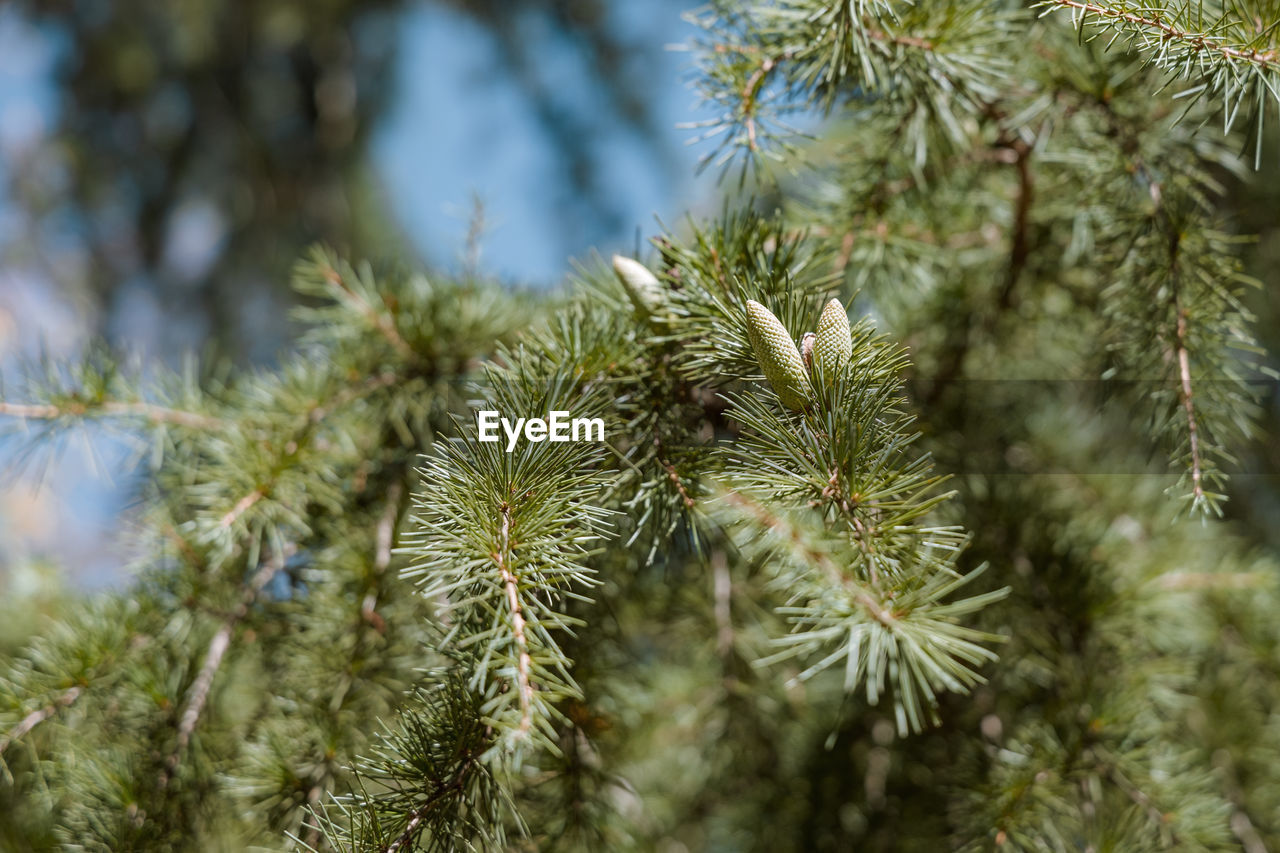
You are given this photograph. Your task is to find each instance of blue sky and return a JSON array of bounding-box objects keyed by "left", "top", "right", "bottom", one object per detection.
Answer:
[{"left": 375, "top": 1, "right": 721, "bottom": 283}]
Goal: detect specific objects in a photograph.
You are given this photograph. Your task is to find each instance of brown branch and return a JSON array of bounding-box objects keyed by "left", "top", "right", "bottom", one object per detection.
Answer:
[
  {"left": 1045, "top": 0, "right": 1280, "bottom": 72},
  {"left": 0, "top": 400, "right": 222, "bottom": 430},
  {"left": 216, "top": 372, "right": 400, "bottom": 533},
  {"left": 997, "top": 139, "right": 1034, "bottom": 311},
  {"left": 723, "top": 491, "right": 895, "bottom": 626},
  {"left": 1173, "top": 301, "right": 1205, "bottom": 501},
  {"left": 1104, "top": 763, "right": 1180, "bottom": 845},
  {"left": 160, "top": 549, "right": 288, "bottom": 788},
  {"left": 0, "top": 685, "right": 83, "bottom": 756},
  {"left": 320, "top": 264, "right": 417, "bottom": 361},
  {"left": 740, "top": 57, "right": 777, "bottom": 152},
  {"left": 1215, "top": 748, "right": 1269, "bottom": 853},
  {"left": 362, "top": 481, "right": 404, "bottom": 634},
  {"left": 656, "top": 436, "right": 696, "bottom": 509},
  {"left": 219, "top": 489, "right": 264, "bottom": 529},
  {"left": 495, "top": 504, "right": 534, "bottom": 738},
  {"left": 383, "top": 753, "right": 477, "bottom": 853},
  {"left": 306, "top": 371, "right": 399, "bottom": 425},
  {"left": 1156, "top": 571, "right": 1268, "bottom": 590},
  {"left": 865, "top": 26, "right": 935, "bottom": 51}
]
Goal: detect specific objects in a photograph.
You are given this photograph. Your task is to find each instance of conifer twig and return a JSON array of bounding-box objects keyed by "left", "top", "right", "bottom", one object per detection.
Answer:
[
  {"left": 655, "top": 437, "right": 696, "bottom": 509},
  {"left": 219, "top": 489, "right": 264, "bottom": 529},
  {"left": 496, "top": 504, "right": 534, "bottom": 739},
  {"left": 723, "top": 491, "right": 895, "bottom": 626},
  {"left": 712, "top": 551, "right": 733, "bottom": 658},
  {"left": 1173, "top": 301, "right": 1205, "bottom": 501},
  {"left": 0, "top": 400, "right": 222, "bottom": 429},
  {"left": 0, "top": 685, "right": 82, "bottom": 757},
  {"left": 383, "top": 752, "right": 477, "bottom": 853},
  {"left": 362, "top": 481, "right": 403, "bottom": 633},
  {"left": 319, "top": 263, "right": 416, "bottom": 361},
  {"left": 1041, "top": 0, "right": 1280, "bottom": 72},
  {"left": 161, "top": 548, "right": 288, "bottom": 787}
]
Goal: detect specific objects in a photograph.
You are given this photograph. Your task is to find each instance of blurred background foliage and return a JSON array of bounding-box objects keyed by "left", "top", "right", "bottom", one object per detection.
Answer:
[
  {"left": 0, "top": 0, "right": 717, "bottom": 599},
  {"left": 1, "top": 0, "right": 713, "bottom": 360},
  {"left": 0, "top": 0, "right": 1276, "bottom": 633}
]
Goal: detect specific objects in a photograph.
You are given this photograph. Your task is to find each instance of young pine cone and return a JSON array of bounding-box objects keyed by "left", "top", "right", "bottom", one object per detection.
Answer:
[
  {"left": 812, "top": 297, "right": 852, "bottom": 384},
  {"left": 745, "top": 299, "right": 813, "bottom": 410}
]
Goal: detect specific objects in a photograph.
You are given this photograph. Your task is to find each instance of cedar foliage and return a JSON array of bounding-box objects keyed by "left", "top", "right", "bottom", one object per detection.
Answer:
[{"left": 2, "top": 0, "right": 1280, "bottom": 850}]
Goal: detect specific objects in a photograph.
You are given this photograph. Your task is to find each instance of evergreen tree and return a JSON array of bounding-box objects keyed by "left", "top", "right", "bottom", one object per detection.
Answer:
[{"left": 2, "top": 0, "right": 1279, "bottom": 850}]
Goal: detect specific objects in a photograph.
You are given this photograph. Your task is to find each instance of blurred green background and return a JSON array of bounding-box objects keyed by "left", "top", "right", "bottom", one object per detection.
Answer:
[
  {"left": 0, "top": 0, "right": 721, "bottom": 601},
  {"left": 0, "top": 0, "right": 1277, "bottom": 648}
]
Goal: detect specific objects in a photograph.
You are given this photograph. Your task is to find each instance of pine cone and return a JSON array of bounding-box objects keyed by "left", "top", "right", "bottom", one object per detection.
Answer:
[
  {"left": 612, "top": 255, "right": 665, "bottom": 319},
  {"left": 745, "top": 300, "right": 813, "bottom": 410},
  {"left": 813, "top": 298, "right": 852, "bottom": 383}
]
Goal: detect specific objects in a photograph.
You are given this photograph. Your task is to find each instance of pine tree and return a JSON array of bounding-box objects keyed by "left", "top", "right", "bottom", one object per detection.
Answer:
[{"left": 3, "top": 0, "right": 1280, "bottom": 850}]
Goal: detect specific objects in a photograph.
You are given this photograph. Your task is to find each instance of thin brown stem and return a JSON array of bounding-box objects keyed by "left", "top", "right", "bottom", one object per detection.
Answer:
[
  {"left": 1046, "top": 0, "right": 1280, "bottom": 72},
  {"left": 320, "top": 264, "right": 417, "bottom": 361},
  {"left": 0, "top": 400, "right": 222, "bottom": 429},
  {"left": 219, "top": 489, "right": 264, "bottom": 529},
  {"left": 362, "top": 481, "right": 404, "bottom": 633},
  {"left": 1104, "top": 763, "right": 1180, "bottom": 846},
  {"left": 160, "top": 549, "right": 287, "bottom": 787},
  {"left": 998, "top": 139, "right": 1034, "bottom": 311},
  {"left": 496, "top": 504, "right": 534, "bottom": 738},
  {"left": 723, "top": 491, "right": 895, "bottom": 625},
  {"left": 1174, "top": 301, "right": 1205, "bottom": 500},
  {"left": 712, "top": 551, "right": 733, "bottom": 658},
  {"left": 655, "top": 436, "right": 696, "bottom": 509},
  {"left": 383, "top": 754, "right": 477, "bottom": 853},
  {"left": 0, "top": 685, "right": 83, "bottom": 756},
  {"left": 740, "top": 57, "right": 776, "bottom": 152},
  {"left": 306, "top": 371, "right": 399, "bottom": 425}
]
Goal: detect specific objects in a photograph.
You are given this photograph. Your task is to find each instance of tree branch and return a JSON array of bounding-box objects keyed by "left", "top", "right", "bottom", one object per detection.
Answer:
[
  {"left": 319, "top": 263, "right": 417, "bottom": 361},
  {"left": 723, "top": 491, "right": 895, "bottom": 626},
  {"left": 0, "top": 400, "right": 222, "bottom": 430},
  {"left": 0, "top": 685, "right": 83, "bottom": 757},
  {"left": 1173, "top": 300, "right": 1205, "bottom": 501},
  {"left": 496, "top": 504, "right": 534, "bottom": 738},
  {"left": 382, "top": 753, "right": 477, "bottom": 853},
  {"left": 997, "top": 138, "right": 1033, "bottom": 311},
  {"left": 160, "top": 548, "right": 288, "bottom": 787},
  {"left": 1043, "top": 0, "right": 1280, "bottom": 73}
]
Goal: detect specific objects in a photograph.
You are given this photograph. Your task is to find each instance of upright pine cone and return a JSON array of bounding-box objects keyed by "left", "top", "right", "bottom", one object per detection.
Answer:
[
  {"left": 812, "top": 298, "right": 852, "bottom": 383},
  {"left": 612, "top": 255, "right": 665, "bottom": 320},
  {"left": 745, "top": 300, "right": 813, "bottom": 410}
]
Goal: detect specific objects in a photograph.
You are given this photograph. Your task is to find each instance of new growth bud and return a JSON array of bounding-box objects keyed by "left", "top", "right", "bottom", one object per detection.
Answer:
[
  {"left": 813, "top": 298, "right": 852, "bottom": 383},
  {"left": 612, "top": 255, "right": 665, "bottom": 319},
  {"left": 745, "top": 300, "right": 814, "bottom": 411},
  {"left": 800, "top": 332, "right": 816, "bottom": 373}
]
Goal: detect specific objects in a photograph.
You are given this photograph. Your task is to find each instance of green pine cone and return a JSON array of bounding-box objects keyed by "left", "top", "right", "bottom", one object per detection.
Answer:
[
  {"left": 745, "top": 299, "right": 813, "bottom": 410},
  {"left": 612, "top": 255, "right": 665, "bottom": 319},
  {"left": 813, "top": 298, "right": 852, "bottom": 383}
]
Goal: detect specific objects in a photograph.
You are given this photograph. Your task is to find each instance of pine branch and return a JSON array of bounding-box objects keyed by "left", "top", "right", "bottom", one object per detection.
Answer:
[
  {"left": 0, "top": 400, "right": 223, "bottom": 430},
  {"left": 405, "top": 353, "right": 614, "bottom": 753},
  {"left": 315, "top": 257, "right": 417, "bottom": 362},
  {"left": 382, "top": 753, "right": 477, "bottom": 853},
  {"left": 161, "top": 547, "right": 289, "bottom": 787},
  {"left": 1173, "top": 298, "right": 1206, "bottom": 503},
  {"left": 1042, "top": 0, "right": 1280, "bottom": 73},
  {"left": 219, "top": 489, "right": 264, "bottom": 530},
  {"left": 0, "top": 685, "right": 82, "bottom": 757},
  {"left": 1038, "top": 0, "right": 1280, "bottom": 163},
  {"left": 496, "top": 504, "right": 535, "bottom": 740}
]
